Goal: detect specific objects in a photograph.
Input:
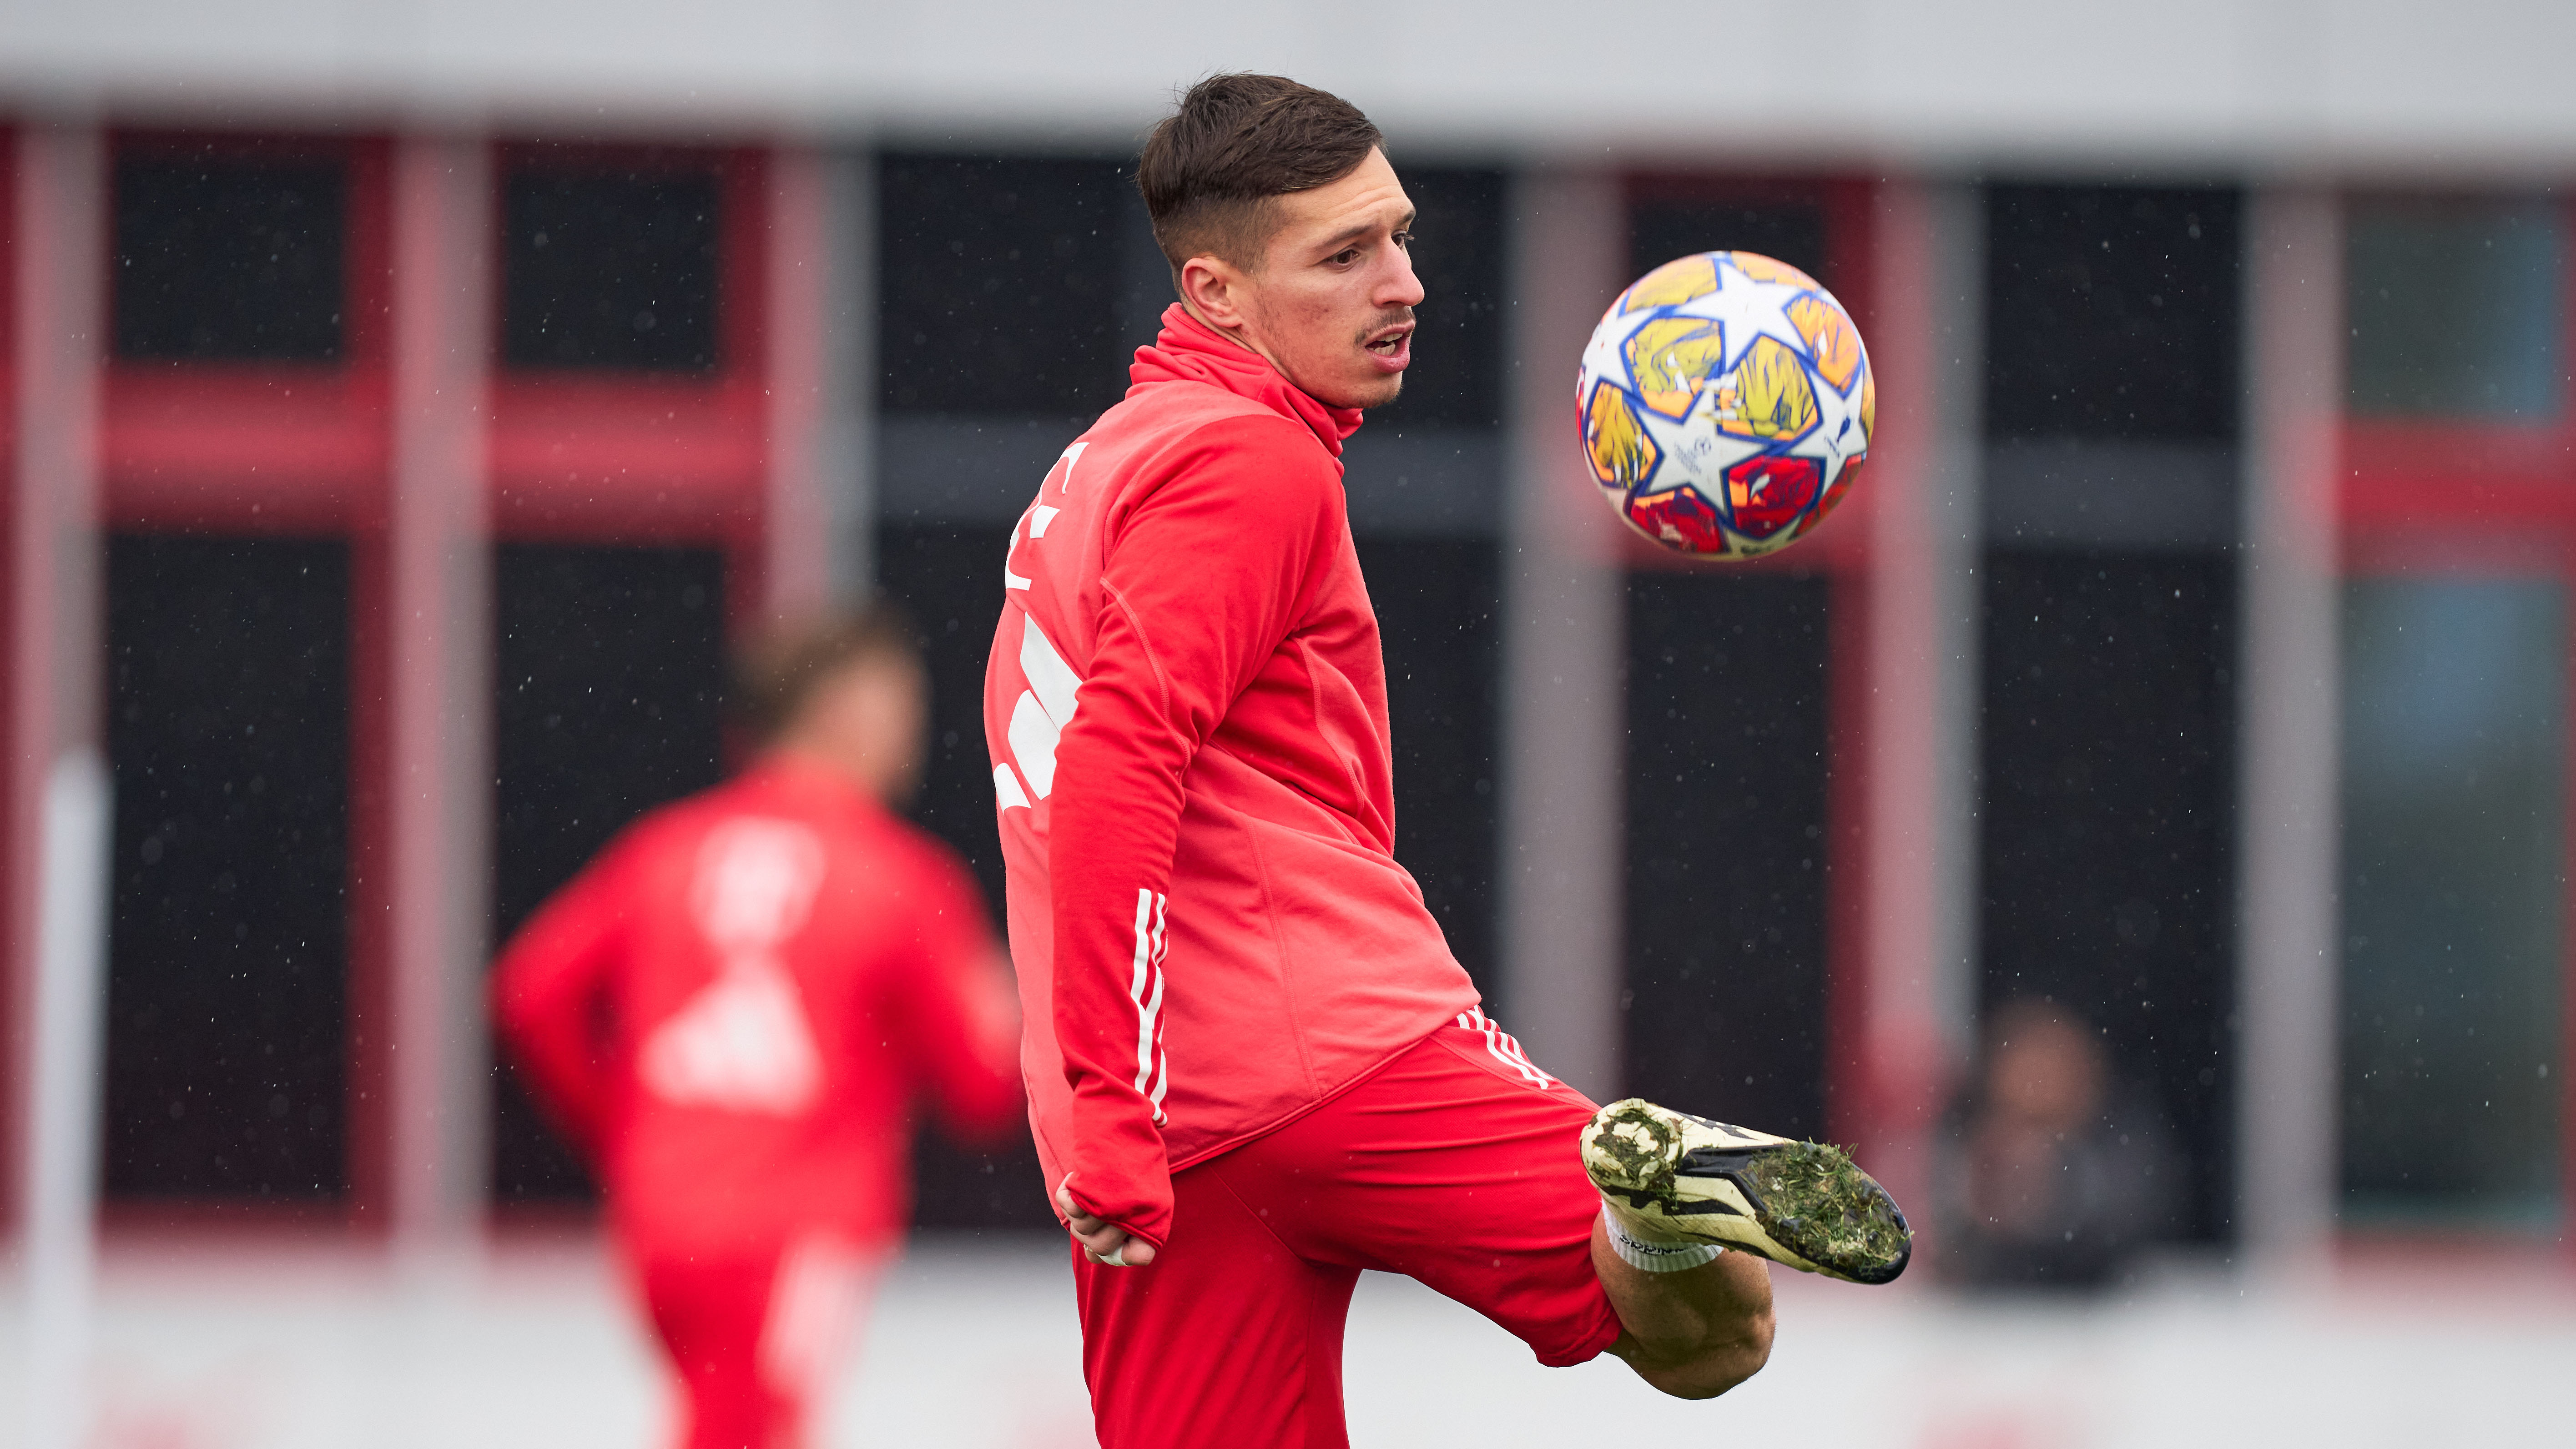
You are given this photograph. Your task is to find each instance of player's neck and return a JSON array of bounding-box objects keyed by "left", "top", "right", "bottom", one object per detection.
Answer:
[
  {"left": 755, "top": 745, "right": 892, "bottom": 808},
  {"left": 1177, "top": 297, "right": 1283, "bottom": 373}
]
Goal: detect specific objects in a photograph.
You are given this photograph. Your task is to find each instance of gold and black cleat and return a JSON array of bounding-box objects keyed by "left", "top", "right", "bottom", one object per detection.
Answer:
[{"left": 1583, "top": 1098, "right": 1912, "bottom": 1285}]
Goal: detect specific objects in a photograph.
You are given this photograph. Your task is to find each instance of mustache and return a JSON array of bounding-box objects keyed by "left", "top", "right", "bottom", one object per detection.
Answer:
[{"left": 1356, "top": 308, "right": 1416, "bottom": 344}]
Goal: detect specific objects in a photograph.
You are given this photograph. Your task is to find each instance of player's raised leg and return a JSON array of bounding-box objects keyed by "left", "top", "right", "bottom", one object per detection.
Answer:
[{"left": 1590, "top": 1210, "right": 1777, "bottom": 1399}]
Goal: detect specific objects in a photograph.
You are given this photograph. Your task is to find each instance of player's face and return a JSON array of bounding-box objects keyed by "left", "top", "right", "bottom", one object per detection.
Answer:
[
  {"left": 1190, "top": 148, "right": 1422, "bottom": 410},
  {"left": 789, "top": 655, "right": 927, "bottom": 804}
]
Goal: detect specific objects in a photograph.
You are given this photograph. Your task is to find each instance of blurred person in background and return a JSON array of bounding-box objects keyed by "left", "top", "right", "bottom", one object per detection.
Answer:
[
  {"left": 493, "top": 603, "right": 1023, "bottom": 1449},
  {"left": 1936, "top": 996, "right": 2182, "bottom": 1289}
]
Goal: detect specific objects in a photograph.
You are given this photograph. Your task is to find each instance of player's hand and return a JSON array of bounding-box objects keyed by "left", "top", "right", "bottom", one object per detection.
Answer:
[{"left": 1056, "top": 1176, "right": 1157, "bottom": 1268}]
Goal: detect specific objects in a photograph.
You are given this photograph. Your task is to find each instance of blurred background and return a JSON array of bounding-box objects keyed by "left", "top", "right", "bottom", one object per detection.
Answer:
[{"left": 2, "top": 2, "right": 2573, "bottom": 1445}]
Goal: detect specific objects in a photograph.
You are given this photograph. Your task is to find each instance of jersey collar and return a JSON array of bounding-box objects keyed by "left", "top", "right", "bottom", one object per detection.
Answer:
[
  {"left": 1127, "top": 303, "right": 1365, "bottom": 458},
  {"left": 741, "top": 753, "right": 885, "bottom": 823}
]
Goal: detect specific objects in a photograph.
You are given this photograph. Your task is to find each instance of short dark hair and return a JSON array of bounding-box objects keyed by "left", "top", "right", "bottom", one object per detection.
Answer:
[
  {"left": 1137, "top": 73, "right": 1383, "bottom": 279},
  {"left": 731, "top": 599, "right": 921, "bottom": 743}
]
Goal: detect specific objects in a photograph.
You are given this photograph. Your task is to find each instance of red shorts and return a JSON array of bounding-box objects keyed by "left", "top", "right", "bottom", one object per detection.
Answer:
[
  {"left": 1073, "top": 1012, "right": 1623, "bottom": 1449},
  {"left": 628, "top": 1232, "right": 887, "bottom": 1449}
]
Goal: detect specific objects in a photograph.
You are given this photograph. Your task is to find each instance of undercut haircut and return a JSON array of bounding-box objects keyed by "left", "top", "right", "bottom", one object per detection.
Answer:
[
  {"left": 1137, "top": 73, "right": 1384, "bottom": 282},
  {"left": 731, "top": 599, "right": 921, "bottom": 744}
]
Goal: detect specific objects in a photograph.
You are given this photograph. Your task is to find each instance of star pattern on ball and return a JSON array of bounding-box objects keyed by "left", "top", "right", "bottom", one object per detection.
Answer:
[
  {"left": 1701, "top": 259, "right": 1818, "bottom": 373},
  {"left": 1793, "top": 354, "right": 1866, "bottom": 464}
]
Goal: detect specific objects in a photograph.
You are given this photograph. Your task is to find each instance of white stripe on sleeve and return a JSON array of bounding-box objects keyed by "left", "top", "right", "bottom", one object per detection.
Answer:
[{"left": 1128, "top": 890, "right": 1169, "bottom": 1122}]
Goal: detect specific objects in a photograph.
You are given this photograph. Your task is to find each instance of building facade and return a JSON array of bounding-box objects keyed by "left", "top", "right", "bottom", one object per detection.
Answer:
[{"left": 5, "top": 3, "right": 2572, "bottom": 1287}]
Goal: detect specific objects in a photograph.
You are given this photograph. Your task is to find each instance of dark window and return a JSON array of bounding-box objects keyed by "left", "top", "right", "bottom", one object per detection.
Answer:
[
  {"left": 502, "top": 167, "right": 720, "bottom": 372},
  {"left": 2347, "top": 198, "right": 2564, "bottom": 420},
  {"left": 878, "top": 155, "right": 1127, "bottom": 418},
  {"left": 1358, "top": 538, "right": 1502, "bottom": 994},
  {"left": 876, "top": 526, "right": 1013, "bottom": 916},
  {"left": 112, "top": 153, "right": 345, "bottom": 362},
  {"left": 2340, "top": 578, "right": 2563, "bottom": 1226},
  {"left": 1629, "top": 199, "right": 1828, "bottom": 288},
  {"left": 1378, "top": 169, "right": 1508, "bottom": 430},
  {"left": 1978, "top": 552, "right": 2236, "bottom": 1242},
  {"left": 105, "top": 535, "right": 350, "bottom": 1199},
  {"left": 877, "top": 523, "right": 1046, "bottom": 1228},
  {"left": 1623, "top": 572, "right": 1831, "bottom": 1139},
  {"left": 489, "top": 544, "right": 726, "bottom": 1202},
  {"left": 1985, "top": 185, "right": 2241, "bottom": 442}
]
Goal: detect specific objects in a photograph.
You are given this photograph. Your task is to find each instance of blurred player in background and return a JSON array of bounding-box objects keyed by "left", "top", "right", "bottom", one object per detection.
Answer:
[
  {"left": 985, "top": 75, "right": 1910, "bottom": 1449},
  {"left": 494, "top": 604, "right": 1023, "bottom": 1449},
  {"left": 1937, "top": 996, "right": 2182, "bottom": 1289}
]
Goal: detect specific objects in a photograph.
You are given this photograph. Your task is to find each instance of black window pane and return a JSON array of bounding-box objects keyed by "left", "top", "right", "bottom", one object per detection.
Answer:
[
  {"left": 490, "top": 545, "right": 726, "bottom": 1202},
  {"left": 113, "top": 155, "right": 344, "bottom": 363},
  {"left": 1985, "top": 185, "right": 2241, "bottom": 442},
  {"left": 502, "top": 169, "right": 720, "bottom": 372},
  {"left": 2347, "top": 198, "right": 2564, "bottom": 420},
  {"left": 877, "top": 526, "right": 1013, "bottom": 916},
  {"left": 1629, "top": 199, "right": 1828, "bottom": 288},
  {"left": 1379, "top": 169, "right": 1508, "bottom": 430},
  {"left": 1623, "top": 572, "right": 1831, "bottom": 1139},
  {"left": 877, "top": 523, "right": 1048, "bottom": 1228},
  {"left": 105, "top": 535, "right": 350, "bottom": 1200},
  {"left": 1978, "top": 552, "right": 2235, "bottom": 1243},
  {"left": 1357, "top": 539, "right": 1502, "bottom": 994},
  {"left": 2340, "top": 579, "right": 2563, "bottom": 1225},
  {"left": 879, "top": 155, "right": 1126, "bottom": 418}
]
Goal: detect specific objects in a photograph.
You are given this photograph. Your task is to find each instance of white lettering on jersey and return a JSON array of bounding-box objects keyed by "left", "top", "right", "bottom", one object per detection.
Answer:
[
  {"left": 1003, "top": 507, "right": 1034, "bottom": 591},
  {"left": 640, "top": 964, "right": 823, "bottom": 1114},
  {"left": 992, "top": 763, "right": 1032, "bottom": 812},
  {"left": 641, "top": 817, "right": 827, "bottom": 1114},
  {"left": 1021, "top": 610, "right": 1081, "bottom": 724},
  {"left": 1129, "top": 888, "right": 1170, "bottom": 1122},
  {"left": 691, "top": 818, "right": 827, "bottom": 953},
  {"left": 1007, "top": 693, "right": 1061, "bottom": 798},
  {"left": 995, "top": 613, "right": 1082, "bottom": 812},
  {"left": 1004, "top": 441, "right": 1088, "bottom": 592}
]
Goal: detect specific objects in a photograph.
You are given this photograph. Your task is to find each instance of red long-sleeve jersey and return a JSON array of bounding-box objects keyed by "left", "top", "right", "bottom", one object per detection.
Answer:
[
  {"left": 491, "top": 759, "right": 1022, "bottom": 1253},
  {"left": 983, "top": 304, "right": 1480, "bottom": 1250}
]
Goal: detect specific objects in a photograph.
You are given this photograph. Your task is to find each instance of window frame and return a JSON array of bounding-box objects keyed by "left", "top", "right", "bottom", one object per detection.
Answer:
[
  {"left": 488, "top": 141, "right": 773, "bottom": 598},
  {"left": 483, "top": 140, "right": 777, "bottom": 1226},
  {"left": 1614, "top": 173, "right": 1882, "bottom": 1145},
  {"left": 103, "top": 131, "right": 391, "bottom": 537},
  {"left": 62, "top": 131, "right": 785, "bottom": 1238},
  {"left": 90, "top": 131, "right": 385, "bottom": 1234},
  {"left": 2335, "top": 191, "right": 2576, "bottom": 1252}
]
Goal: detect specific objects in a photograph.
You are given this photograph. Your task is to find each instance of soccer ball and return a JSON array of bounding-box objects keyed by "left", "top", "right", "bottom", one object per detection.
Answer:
[{"left": 1578, "top": 251, "right": 1874, "bottom": 560}]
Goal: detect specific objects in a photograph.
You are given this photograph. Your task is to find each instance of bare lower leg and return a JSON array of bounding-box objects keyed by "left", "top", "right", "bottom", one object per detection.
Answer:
[{"left": 1593, "top": 1215, "right": 1775, "bottom": 1399}]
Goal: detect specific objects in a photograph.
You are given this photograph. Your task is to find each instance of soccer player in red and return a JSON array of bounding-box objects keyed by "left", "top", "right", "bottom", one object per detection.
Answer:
[
  {"left": 984, "top": 75, "right": 1911, "bottom": 1448},
  {"left": 495, "top": 609, "right": 1023, "bottom": 1449}
]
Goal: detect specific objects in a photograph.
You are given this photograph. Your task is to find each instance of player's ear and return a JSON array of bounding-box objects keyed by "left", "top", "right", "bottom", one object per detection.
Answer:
[{"left": 1179, "top": 253, "right": 1251, "bottom": 331}]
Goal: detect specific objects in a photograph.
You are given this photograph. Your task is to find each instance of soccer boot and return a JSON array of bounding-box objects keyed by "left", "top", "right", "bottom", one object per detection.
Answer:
[{"left": 1583, "top": 1098, "right": 1912, "bottom": 1285}]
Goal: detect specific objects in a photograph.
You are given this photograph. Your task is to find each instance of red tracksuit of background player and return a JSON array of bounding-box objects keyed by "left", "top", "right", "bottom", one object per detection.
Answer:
[{"left": 495, "top": 614, "right": 1022, "bottom": 1449}]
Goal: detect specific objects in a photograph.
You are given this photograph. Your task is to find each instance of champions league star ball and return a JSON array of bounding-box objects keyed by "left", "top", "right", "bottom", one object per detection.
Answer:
[{"left": 1578, "top": 251, "right": 1874, "bottom": 560}]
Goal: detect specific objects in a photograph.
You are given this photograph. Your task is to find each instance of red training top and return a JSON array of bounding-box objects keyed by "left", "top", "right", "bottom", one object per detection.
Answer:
[
  {"left": 491, "top": 758, "right": 1023, "bottom": 1254},
  {"left": 983, "top": 304, "right": 1480, "bottom": 1250}
]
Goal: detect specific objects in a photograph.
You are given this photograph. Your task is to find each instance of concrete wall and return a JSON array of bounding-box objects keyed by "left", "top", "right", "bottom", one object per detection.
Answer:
[{"left": 6, "top": 0, "right": 2576, "bottom": 168}]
